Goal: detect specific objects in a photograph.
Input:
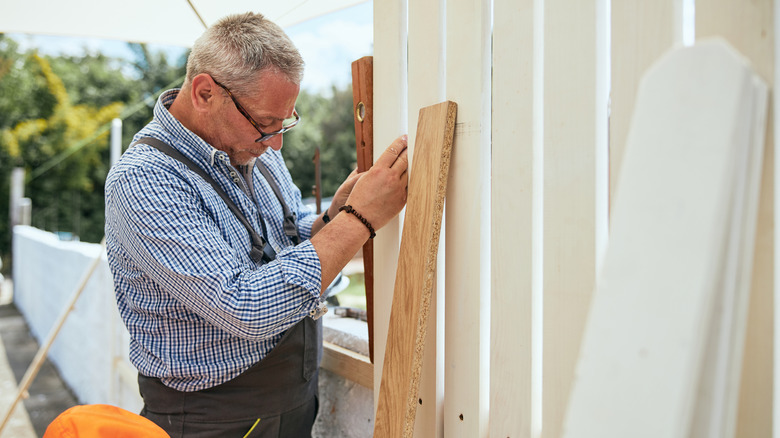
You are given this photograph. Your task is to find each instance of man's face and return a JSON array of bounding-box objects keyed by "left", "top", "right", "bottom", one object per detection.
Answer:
[{"left": 211, "top": 70, "right": 300, "bottom": 166}]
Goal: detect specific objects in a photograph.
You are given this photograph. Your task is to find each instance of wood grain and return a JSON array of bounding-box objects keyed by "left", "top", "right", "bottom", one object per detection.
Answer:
[
  {"left": 373, "top": 101, "right": 457, "bottom": 438},
  {"left": 321, "top": 341, "right": 373, "bottom": 389},
  {"left": 351, "top": 56, "right": 376, "bottom": 364},
  {"left": 491, "top": 0, "right": 536, "bottom": 436}
]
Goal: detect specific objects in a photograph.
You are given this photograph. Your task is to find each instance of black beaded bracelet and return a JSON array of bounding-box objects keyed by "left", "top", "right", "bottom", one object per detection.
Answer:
[
  {"left": 339, "top": 205, "right": 376, "bottom": 239},
  {"left": 322, "top": 210, "right": 331, "bottom": 224}
]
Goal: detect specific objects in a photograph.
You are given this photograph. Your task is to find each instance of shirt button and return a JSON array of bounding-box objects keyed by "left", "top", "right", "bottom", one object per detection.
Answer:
[
  {"left": 233, "top": 178, "right": 240, "bottom": 184},
  {"left": 230, "top": 171, "right": 237, "bottom": 177}
]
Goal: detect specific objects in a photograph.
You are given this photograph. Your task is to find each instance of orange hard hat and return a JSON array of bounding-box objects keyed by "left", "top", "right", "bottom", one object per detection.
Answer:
[{"left": 43, "top": 404, "right": 169, "bottom": 438}]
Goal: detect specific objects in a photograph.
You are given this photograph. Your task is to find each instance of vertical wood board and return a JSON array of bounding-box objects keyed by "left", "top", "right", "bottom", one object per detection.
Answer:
[
  {"left": 542, "top": 1, "right": 602, "bottom": 437},
  {"left": 490, "top": 0, "right": 536, "bottom": 437},
  {"left": 374, "top": 101, "right": 457, "bottom": 438},
  {"left": 444, "top": 1, "right": 492, "bottom": 436},
  {"left": 407, "top": 0, "right": 447, "bottom": 435},
  {"left": 372, "top": 0, "right": 408, "bottom": 408},
  {"left": 353, "top": 57, "right": 375, "bottom": 176},
  {"left": 351, "top": 56, "right": 376, "bottom": 364},
  {"left": 688, "top": 63, "right": 767, "bottom": 438},
  {"left": 562, "top": 41, "right": 766, "bottom": 438},
  {"left": 695, "top": 3, "right": 775, "bottom": 436},
  {"left": 610, "top": 0, "right": 681, "bottom": 212}
]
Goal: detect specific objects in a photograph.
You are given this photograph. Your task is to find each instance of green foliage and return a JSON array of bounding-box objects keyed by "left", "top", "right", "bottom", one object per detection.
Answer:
[
  {"left": 284, "top": 85, "right": 357, "bottom": 200},
  {"left": 2, "top": 51, "right": 123, "bottom": 247},
  {"left": 0, "top": 36, "right": 188, "bottom": 269}
]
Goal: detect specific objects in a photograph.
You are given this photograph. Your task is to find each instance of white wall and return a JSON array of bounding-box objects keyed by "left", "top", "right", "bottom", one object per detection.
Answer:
[{"left": 12, "top": 225, "right": 141, "bottom": 412}]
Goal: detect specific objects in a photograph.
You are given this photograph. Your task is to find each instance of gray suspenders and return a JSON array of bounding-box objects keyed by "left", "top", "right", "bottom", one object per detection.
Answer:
[
  {"left": 254, "top": 162, "right": 302, "bottom": 246},
  {"left": 130, "top": 137, "right": 301, "bottom": 264}
]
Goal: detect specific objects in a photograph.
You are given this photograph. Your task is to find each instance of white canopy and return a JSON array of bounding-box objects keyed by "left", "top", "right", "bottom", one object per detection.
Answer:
[{"left": 0, "top": 0, "right": 367, "bottom": 47}]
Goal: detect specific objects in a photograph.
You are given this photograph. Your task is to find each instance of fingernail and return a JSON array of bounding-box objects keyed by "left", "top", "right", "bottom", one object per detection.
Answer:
[{"left": 401, "top": 135, "right": 408, "bottom": 142}]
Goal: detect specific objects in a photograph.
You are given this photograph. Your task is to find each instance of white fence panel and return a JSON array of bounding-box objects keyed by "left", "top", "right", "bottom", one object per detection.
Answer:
[{"left": 490, "top": 0, "right": 538, "bottom": 437}]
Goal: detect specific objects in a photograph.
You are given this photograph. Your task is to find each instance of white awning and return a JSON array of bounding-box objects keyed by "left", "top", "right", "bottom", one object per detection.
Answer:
[{"left": 0, "top": 0, "right": 368, "bottom": 47}]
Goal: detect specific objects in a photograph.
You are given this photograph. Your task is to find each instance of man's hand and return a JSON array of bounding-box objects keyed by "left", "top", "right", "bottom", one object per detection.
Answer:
[
  {"left": 310, "top": 135, "right": 409, "bottom": 293},
  {"left": 328, "top": 168, "right": 361, "bottom": 218},
  {"left": 343, "top": 135, "right": 409, "bottom": 231}
]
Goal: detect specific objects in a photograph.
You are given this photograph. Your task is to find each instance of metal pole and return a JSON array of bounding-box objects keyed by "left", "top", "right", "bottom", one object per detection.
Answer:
[
  {"left": 9, "top": 168, "right": 25, "bottom": 230},
  {"left": 110, "top": 118, "right": 122, "bottom": 166}
]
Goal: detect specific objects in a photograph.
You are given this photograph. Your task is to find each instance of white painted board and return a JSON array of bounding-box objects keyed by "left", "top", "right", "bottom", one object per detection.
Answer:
[{"left": 562, "top": 39, "right": 768, "bottom": 438}]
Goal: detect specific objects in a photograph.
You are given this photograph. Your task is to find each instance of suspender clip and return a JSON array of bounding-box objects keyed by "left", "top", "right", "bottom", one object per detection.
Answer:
[{"left": 309, "top": 301, "right": 328, "bottom": 320}]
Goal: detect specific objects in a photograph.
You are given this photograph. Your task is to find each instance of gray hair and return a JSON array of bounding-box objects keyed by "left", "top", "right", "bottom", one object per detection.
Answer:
[{"left": 185, "top": 12, "right": 304, "bottom": 95}]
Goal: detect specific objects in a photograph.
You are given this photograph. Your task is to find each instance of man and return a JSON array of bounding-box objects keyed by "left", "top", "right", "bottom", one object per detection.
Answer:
[{"left": 104, "top": 12, "right": 408, "bottom": 437}]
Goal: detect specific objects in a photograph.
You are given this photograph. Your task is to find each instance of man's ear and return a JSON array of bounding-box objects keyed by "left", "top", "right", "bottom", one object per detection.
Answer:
[{"left": 190, "top": 74, "right": 217, "bottom": 112}]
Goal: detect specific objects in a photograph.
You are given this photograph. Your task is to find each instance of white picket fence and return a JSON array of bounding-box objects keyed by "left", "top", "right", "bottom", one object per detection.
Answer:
[{"left": 370, "top": 0, "right": 777, "bottom": 437}]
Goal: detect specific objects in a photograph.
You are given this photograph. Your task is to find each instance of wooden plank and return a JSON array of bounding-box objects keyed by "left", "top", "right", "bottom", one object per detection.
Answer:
[
  {"left": 542, "top": 1, "right": 605, "bottom": 437},
  {"left": 562, "top": 40, "right": 767, "bottom": 438},
  {"left": 490, "top": 0, "right": 536, "bottom": 437},
  {"left": 352, "top": 57, "right": 374, "bottom": 176},
  {"left": 351, "top": 55, "right": 375, "bottom": 364},
  {"left": 611, "top": 0, "right": 681, "bottom": 212},
  {"left": 444, "top": 1, "right": 491, "bottom": 437},
  {"left": 689, "top": 65, "right": 766, "bottom": 438},
  {"left": 321, "top": 341, "right": 374, "bottom": 389},
  {"left": 373, "top": 101, "right": 457, "bottom": 438},
  {"left": 407, "top": 0, "right": 446, "bottom": 435},
  {"left": 695, "top": 3, "right": 775, "bottom": 436},
  {"left": 372, "top": 0, "right": 407, "bottom": 408}
]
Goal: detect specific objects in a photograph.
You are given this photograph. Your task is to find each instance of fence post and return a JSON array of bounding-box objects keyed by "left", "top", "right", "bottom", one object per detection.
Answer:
[
  {"left": 541, "top": 1, "right": 609, "bottom": 437},
  {"left": 408, "top": 0, "right": 446, "bottom": 435},
  {"left": 372, "top": 0, "right": 408, "bottom": 414},
  {"left": 696, "top": 1, "right": 775, "bottom": 436},
  {"left": 490, "top": 0, "right": 538, "bottom": 437}
]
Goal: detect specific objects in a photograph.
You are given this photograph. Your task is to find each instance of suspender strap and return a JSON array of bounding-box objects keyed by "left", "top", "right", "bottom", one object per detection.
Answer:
[
  {"left": 131, "top": 137, "right": 278, "bottom": 265},
  {"left": 255, "top": 162, "right": 301, "bottom": 245}
]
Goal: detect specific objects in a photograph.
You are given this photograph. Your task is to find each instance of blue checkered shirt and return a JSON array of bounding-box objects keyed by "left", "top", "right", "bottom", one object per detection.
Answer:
[{"left": 105, "top": 89, "right": 323, "bottom": 391}]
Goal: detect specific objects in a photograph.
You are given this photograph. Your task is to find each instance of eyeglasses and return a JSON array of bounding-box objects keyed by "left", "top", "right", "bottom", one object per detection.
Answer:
[{"left": 212, "top": 78, "right": 300, "bottom": 143}]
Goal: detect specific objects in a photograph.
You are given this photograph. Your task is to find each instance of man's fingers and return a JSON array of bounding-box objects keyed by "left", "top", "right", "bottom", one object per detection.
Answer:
[
  {"left": 391, "top": 150, "right": 409, "bottom": 173},
  {"left": 375, "top": 135, "right": 408, "bottom": 168}
]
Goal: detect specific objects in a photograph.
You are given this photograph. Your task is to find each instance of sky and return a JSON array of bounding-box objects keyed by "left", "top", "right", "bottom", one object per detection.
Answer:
[{"left": 8, "top": 2, "right": 373, "bottom": 96}]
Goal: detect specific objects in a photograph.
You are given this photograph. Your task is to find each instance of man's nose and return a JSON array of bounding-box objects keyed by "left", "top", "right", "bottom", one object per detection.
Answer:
[{"left": 265, "top": 134, "right": 283, "bottom": 151}]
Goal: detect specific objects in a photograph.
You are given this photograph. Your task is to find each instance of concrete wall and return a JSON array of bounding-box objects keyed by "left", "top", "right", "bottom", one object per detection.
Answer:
[
  {"left": 12, "top": 225, "right": 373, "bottom": 435},
  {"left": 12, "top": 225, "right": 141, "bottom": 413}
]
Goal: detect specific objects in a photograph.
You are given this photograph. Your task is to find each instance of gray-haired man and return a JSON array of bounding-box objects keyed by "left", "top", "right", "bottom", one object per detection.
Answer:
[{"left": 105, "top": 12, "right": 408, "bottom": 437}]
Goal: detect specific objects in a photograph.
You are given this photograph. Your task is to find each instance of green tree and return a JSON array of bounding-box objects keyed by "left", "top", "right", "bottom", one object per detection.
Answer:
[
  {"left": 121, "top": 43, "right": 188, "bottom": 145},
  {"left": 0, "top": 40, "right": 186, "bottom": 260},
  {"left": 284, "top": 85, "right": 357, "bottom": 201},
  {"left": 2, "top": 52, "right": 122, "bottom": 244},
  {"left": 0, "top": 36, "right": 57, "bottom": 130}
]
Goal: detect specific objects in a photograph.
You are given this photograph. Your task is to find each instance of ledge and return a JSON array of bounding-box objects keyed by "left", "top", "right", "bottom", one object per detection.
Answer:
[{"left": 320, "top": 309, "right": 373, "bottom": 389}]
